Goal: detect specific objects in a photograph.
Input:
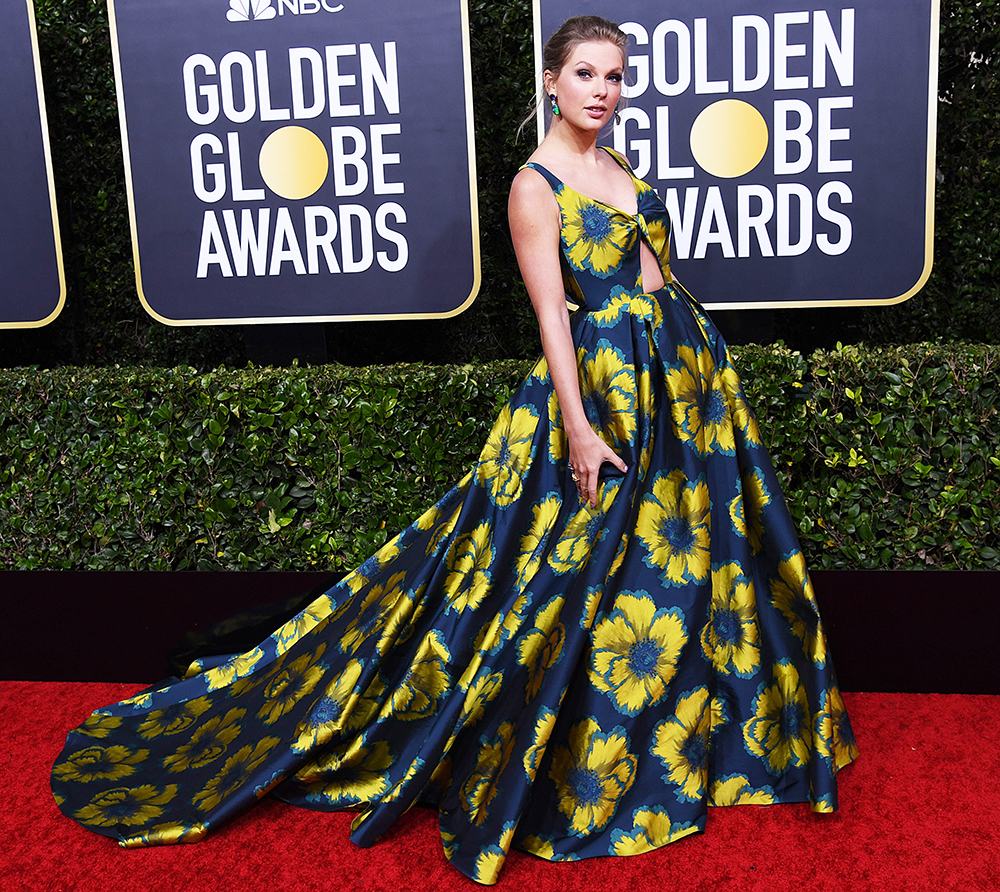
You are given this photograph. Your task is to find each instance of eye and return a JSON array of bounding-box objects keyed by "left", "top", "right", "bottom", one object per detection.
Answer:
[
  {"left": 576, "top": 68, "right": 592, "bottom": 79},
  {"left": 608, "top": 73, "right": 623, "bottom": 84}
]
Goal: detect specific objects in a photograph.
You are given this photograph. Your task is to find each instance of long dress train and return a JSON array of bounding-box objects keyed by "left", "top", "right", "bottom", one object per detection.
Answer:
[{"left": 51, "top": 148, "right": 857, "bottom": 885}]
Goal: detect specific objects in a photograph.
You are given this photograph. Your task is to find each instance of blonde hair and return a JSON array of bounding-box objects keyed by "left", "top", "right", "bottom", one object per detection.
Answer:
[{"left": 518, "top": 15, "right": 629, "bottom": 141}]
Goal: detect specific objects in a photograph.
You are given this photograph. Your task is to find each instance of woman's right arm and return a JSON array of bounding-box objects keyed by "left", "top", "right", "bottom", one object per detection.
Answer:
[{"left": 508, "top": 169, "right": 627, "bottom": 507}]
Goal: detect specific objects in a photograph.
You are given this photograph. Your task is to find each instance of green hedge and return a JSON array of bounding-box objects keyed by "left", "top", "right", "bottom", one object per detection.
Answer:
[
  {"left": 1, "top": 0, "right": 998, "bottom": 367},
  {"left": 2, "top": 344, "right": 997, "bottom": 571}
]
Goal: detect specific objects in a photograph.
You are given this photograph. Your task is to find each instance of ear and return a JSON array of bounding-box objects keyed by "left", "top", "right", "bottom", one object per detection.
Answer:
[{"left": 542, "top": 69, "right": 556, "bottom": 95}]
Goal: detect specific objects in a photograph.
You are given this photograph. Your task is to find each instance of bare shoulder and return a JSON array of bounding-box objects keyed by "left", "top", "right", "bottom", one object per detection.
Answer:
[{"left": 508, "top": 167, "right": 558, "bottom": 228}]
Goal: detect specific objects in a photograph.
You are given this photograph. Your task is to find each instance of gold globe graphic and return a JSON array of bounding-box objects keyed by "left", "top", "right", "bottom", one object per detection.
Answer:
[
  {"left": 258, "top": 126, "right": 329, "bottom": 200},
  {"left": 689, "top": 100, "right": 769, "bottom": 178}
]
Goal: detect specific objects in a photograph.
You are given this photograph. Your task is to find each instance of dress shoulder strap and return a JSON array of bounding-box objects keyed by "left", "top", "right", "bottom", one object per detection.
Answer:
[{"left": 519, "top": 161, "right": 563, "bottom": 193}]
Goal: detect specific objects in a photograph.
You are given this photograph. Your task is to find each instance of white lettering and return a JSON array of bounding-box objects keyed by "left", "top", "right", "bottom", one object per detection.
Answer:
[
  {"left": 774, "top": 99, "right": 813, "bottom": 175},
  {"left": 817, "top": 181, "right": 853, "bottom": 254},
  {"left": 375, "top": 202, "right": 408, "bottom": 271}
]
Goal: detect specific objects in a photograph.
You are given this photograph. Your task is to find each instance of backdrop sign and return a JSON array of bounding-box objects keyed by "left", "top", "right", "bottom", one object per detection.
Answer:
[
  {"left": 536, "top": 1, "right": 939, "bottom": 308},
  {"left": 0, "top": 0, "right": 65, "bottom": 328},
  {"left": 109, "top": 0, "right": 480, "bottom": 324}
]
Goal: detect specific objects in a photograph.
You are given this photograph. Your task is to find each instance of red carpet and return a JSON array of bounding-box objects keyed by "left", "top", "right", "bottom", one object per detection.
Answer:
[{"left": 4, "top": 682, "right": 998, "bottom": 891}]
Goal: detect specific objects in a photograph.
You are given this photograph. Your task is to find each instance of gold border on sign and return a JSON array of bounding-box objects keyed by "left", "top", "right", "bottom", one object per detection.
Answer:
[
  {"left": 532, "top": 0, "right": 940, "bottom": 309},
  {"left": 109, "top": 0, "right": 481, "bottom": 326},
  {"left": 1, "top": 0, "right": 67, "bottom": 329}
]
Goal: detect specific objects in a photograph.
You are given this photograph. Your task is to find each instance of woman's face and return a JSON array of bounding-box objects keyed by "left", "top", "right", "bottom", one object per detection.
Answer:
[{"left": 545, "top": 40, "right": 625, "bottom": 133}]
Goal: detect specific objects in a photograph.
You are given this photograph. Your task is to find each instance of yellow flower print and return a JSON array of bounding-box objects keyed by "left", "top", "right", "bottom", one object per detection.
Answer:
[
  {"left": 589, "top": 285, "right": 663, "bottom": 329},
  {"left": 640, "top": 212, "right": 670, "bottom": 268},
  {"left": 609, "top": 806, "right": 700, "bottom": 855},
  {"left": 651, "top": 686, "right": 712, "bottom": 802},
  {"left": 709, "top": 774, "right": 776, "bottom": 806},
  {"left": 517, "top": 596, "right": 566, "bottom": 702},
  {"left": 291, "top": 659, "right": 367, "bottom": 754},
  {"left": 301, "top": 739, "right": 396, "bottom": 806},
  {"left": 203, "top": 646, "right": 264, "bottom": 692},
  {"left": 636, "top": 470, "right": 710, "bottom": 587},
  {"left": 381, "top": 757, "right": 425, "bottom": 804},
  {"left": 118, "top": 691, "right": 154, "bottom": 709},
  {"left": 339, "top": 572, "right": 415, "bottom": 656},
  {"left": 476, "top": 404, "right": 539, "bottom": 507},
  {"left": 589, "top": 591, "right": 687, "bottom": 716},
  {"left": 814, "top": 686, "right": 858, "bottom": 771},
  {"left": 53, "top": 745, "right": 149, "bottom": 784},
  {"left": 520, "top": 836, "right": 580, "bottom": 861},
  {"left": 256, "top": 645, "right": 327, "bottom": 725},
  {"left": 425, "top": 499, "right": 464, "bottom": 557},
  {"left": 549, "top": 717, "right": 637, "bottom": 836},
  {"left": 743, "top": 660, "right": 813, "bottom": 775},
  {"left": 163, "top": 707, "right": 245, "bottom": 773},
  {"left": 453, "top": 670, "right": 505, "bottom": 735},
  {"left": 770, "top": 551, "right": 827, "bottom": 667},
  {"left": 475, "top": 591, "right": 533, "bottom": 656},
  {"left": 193, "top": 737, "right": 280, "bottom": 812},
  {"left": 580, "top": 586, "right": 603, "bottom": 630},
  {"left": 523, "top": 707, "right": 557, "bottom": 782},
  {"left": 384, "top": 630, "right": 452, "bottom": 722},
  {"left": 76, "top": 713, "right": 124, "bottom": 739},
  {"left": 272, "top": 595, "right": 333, "bottom": 656},
  {"left": 728, "top": 467, "right": 772, "bottom": 553},
  {"left": 471, "top": 821, "right": 518, "bottom": 884},
  {"left": 74, "top": 784, "right": 178, "bottom": 828},
  {"left": 665, "top": 345, "right": 734, "bottom": 457},
  {"left": 137, "top": 697, "right": 213, "bottom": 740},
  {"left": 515, "top": 493, "right": 563, "bottom": 592},
  {"left": 560, "top": 189, "right": 635, "bottom": 277},
  {"left": 461, "top": 721, "right": 517, "bottom": 826},
  {"left": 120, "top": 820, "right": 207, "bottom": 847},
  {"left": 720, "top": 362, "right": 762, "bottom": 447},
  {"left": 549, "top": 478, "right": 621, "bottom": 575},
  {"left": 342, "top": 536, "right": 404, "bottom": 596},
  {"left": 701, "top": 562, "right": 760, "bottom": 678},
  {"left": 443, "top": 523, "right": 495, "bottom": 614},
  {"left": 547, "top": 389, "right": 567, "bottom": 463},
  {"left": 578, "top": 342, "right": 638, "bottom": 449}
]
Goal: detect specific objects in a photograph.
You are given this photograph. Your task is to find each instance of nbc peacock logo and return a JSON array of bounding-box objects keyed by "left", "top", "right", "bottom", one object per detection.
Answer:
[
  {"left": 227, "top": 0, "right": 275, "bottom": 21},
  {"left": 226, "top": 0, "right": 344, "bottom": 21}
]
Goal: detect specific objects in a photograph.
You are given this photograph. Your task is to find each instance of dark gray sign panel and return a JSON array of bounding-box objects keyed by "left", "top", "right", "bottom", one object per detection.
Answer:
[
  {"left": 110, "top": 0, "right": 479, "bottom": 324},
  {"left": 536, "top": 1, "right": 939, "bottom": 308},
  {"left": 0, "top": 0, "right": 66, "bottom": 328}
]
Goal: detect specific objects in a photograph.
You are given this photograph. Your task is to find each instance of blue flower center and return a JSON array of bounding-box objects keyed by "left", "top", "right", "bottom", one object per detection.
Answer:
[
  {"left": 585, "top": 513, "right": 604, "bottom": 539},
  {"left": 791, "top": 596, "right": 819, "bottom": 631},
  {"left": 660, "top": 516, "right": 695, "bottom": 551},
  {"left": 705, "top": 389, "right": 727, "bottom": 424},
  {"left": 781, "top": 702, "right": 804, "bottom": 738},
  {"left": 680, "top": 732, "right": 707, "bottom": 769},
  {"left": 104, "top": 793, "right": 141, "bottom": 818},
  {"left": 359, "top": 555, "right": 380, "bottom": 578},
  {"left": 713, "top": 610, "right": 741, "bottom": 645},
  {"left": 581, "top": 204, "right": 613, "bottom": 242},
  {"left": 583, "top": 393, "right": 611, "bottom": 429},
  {"left": 312, "top": 696, "right": 342, "bottom": 726},
  {"left": 569, "top": 767, "right": 603, "bottom": 805},
  {"left": 497, "top": 436, "right": 512, "bottom": 467},
  {"left": 627, "top": 638, "right": 661, "bottom": 677}
]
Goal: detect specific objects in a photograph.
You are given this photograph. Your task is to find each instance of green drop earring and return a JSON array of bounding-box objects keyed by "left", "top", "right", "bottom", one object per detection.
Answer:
[{"left": 548, "top": 93, "right": 560, "bottom": 116}]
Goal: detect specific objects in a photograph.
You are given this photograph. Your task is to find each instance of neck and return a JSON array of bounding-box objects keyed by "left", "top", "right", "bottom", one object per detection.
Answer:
[{"left": 544, "top": 118, "right": 604, "bottom": 162}]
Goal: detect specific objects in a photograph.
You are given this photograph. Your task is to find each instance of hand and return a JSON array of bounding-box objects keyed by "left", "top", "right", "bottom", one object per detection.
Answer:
[{"left": 567, "top": 429, "right": 628, "bottom": 508}]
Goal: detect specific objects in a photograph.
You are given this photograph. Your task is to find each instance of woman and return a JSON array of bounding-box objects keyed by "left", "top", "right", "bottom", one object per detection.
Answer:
[{"left": 51, "top": 16, "right": 856, "bottom": 886}]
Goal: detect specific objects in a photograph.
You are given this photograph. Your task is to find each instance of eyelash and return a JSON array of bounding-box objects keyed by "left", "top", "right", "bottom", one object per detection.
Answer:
[{"left": 576, "top": 70, "right": 623, "bottom": 83}]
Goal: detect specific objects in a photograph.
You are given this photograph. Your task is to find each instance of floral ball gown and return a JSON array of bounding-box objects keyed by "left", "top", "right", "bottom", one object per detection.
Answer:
[{"left": 51, "top": 147, "right": 857, "bottom": 885}]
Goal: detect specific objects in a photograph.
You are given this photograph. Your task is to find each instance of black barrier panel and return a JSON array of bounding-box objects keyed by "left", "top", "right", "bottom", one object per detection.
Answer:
[
  {"left": 0, "top": 0, "right": 65, "bottom": 328},
  {"left": 110, "top": 0, "right": 479, "bottom": 324},
  {"left": 536, "top": 1, "right": 938, "bottom": 308}
]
